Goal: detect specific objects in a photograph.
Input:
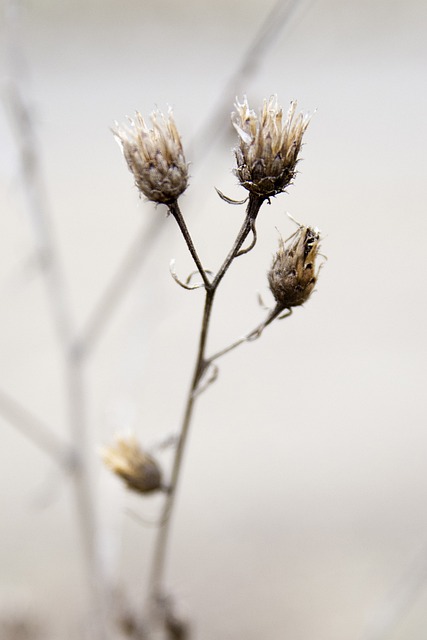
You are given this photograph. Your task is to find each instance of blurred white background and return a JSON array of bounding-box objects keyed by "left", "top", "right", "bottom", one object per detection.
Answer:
[{"left": 1, "top": 0, "right": 427, "bottom": 638}]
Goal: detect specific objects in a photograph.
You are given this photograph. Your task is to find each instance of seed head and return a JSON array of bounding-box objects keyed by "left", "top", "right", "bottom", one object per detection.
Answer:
[
  {"left": 232, "top": 96, "right": 311, "bottom": 198},
  {"left": 113, "top": 109, "right": 188, "bottom": 204},
  {"left": 101, "top": 433, "right": 163, "bottom": 494},
  {"left": 268, "top": 225, "right": 321, "bottom": 309}
]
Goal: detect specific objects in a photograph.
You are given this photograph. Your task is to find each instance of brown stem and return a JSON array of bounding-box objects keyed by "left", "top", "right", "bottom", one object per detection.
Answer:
[
  {"left": 147, "top": 193, "right": 264, "bottom": 612},
  {"left": 212, "top": 193, "right": 263, "bottom": 289},
  {"left": 207, "top": 304, "right": 292, "bottom": 363},
  {"left": 169, "top": 200, "right": 212, "bottom": 290}
]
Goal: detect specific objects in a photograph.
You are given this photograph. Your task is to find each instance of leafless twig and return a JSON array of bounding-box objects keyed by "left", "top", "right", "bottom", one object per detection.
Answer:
[{"left": 0, "top": 387, "right": 75, "bottom": 467}]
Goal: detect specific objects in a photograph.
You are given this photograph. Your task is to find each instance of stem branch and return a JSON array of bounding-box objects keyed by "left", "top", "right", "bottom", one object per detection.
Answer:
[
  {"left": 147, "top": 193, "right": 264, "bottom": 611},
  {"left": 169, "top": 201, "right": 212, "bottom": 290},
  {"left": 207, "top": 304, "right": 291, "bottom": 363}
]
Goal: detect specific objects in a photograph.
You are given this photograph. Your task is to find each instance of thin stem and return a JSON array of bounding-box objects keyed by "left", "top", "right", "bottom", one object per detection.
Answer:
[
  {"left": 147, "top": 194, "right": 264, "bottom": 610},
  {"left": 67, "top": 353, "right": 97, "bottom": 582},
  {"left": 147, "top": 292, "right": 214, "bottom": 601},
  {"left": 207, "top": 304, "right": 291, "bottom": 363},
  {"left": 168, "top": 201, "right": 212, "bottom": 290},
  {"left": 236, "top": 220, "right": 257, "bottom": 257},
  {"left": 213, "top": 193, "right": 264, "bottom": 289}
]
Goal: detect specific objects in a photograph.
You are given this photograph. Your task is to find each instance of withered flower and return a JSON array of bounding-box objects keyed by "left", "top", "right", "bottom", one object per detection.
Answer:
[
  {"left": 268, "top": 225, "right": 321, "bottom": 309},
  {"left": 232, "top": 96, "right": 311, "bottom": 198},
  {"left": 101, "top": 434, "right": 163, "bottom": 494},
  {"left": 113, "top": 109, "right": 188, "bottom": 204}
]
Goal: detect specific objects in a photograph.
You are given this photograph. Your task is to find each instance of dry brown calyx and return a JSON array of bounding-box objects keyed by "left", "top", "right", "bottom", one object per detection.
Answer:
[
  {"left": 232, "top": 96, "right": 311, "bottom": 198},
  {"left": 268, "top": 224, "right": 321, "bottom": 309}
]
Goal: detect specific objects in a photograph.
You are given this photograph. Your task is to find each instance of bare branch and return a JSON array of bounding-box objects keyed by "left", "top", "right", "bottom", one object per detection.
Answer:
[
  {"left": 77, "top": 218, "right": 163, "bottom": 356},
  {"left": 192, "top": 362, "right": 219, "bottom": 398},
  {"left": 0, "top": 387, "right": 75, "bottom": 467},
  {"left": 208, "top": 305, "right": 292, "bottom": 363},
  {"left": 2, "top": 0, "right": 80, "bottom": 352},
  {"left": 187, "top": 0, "right": 307, "bottom": 160}
]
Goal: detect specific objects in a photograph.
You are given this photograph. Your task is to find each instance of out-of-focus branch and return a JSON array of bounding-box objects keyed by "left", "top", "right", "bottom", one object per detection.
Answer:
[
  {"left": 76, "top": 217, "right": 162, "bottom": 358},
  {"left": 3, "top": 0, "right": 75, "bottom": 352},
  {"left": 0, "top": 387, "right": 75, "bottom": 468},
  {"left": 2, "top": 2, "right": 110, "bottom": 638},
  {"left": 187, "top": 0, "right": 307, "bottom": 159}
]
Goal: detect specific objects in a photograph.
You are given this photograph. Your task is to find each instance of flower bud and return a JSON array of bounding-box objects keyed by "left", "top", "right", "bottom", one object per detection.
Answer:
[
  {"left": 113, "top": 109, "right": 188, "bottom": 204},
  {"left": 268, "top": 225, "right": 320, "bottom": 309},
  {"left": 101, "top": 434, "right": 163, "bottom": 494},
  {"left": 232, "top": 97, "right": 311, "bottom": 198}
]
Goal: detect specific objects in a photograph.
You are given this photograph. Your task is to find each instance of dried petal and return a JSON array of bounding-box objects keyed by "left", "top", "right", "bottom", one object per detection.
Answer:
[{"left": 232, "top": 96, "right": 311, "bottom": 197}]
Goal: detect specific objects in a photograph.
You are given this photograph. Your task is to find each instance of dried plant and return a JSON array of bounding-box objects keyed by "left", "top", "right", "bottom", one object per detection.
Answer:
[
  {"left": 3, "top": 3, "right": 323, "bottom": 638},
  {"left": 106, "top": 96, "right": 323, "bottom": 638}
]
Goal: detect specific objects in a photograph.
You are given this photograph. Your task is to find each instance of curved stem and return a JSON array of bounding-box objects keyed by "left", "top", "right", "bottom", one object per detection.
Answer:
[
  {"left": 212, "top": 193, "right": 263, "bottom": 289},
  {"left": 169, "top": 201, "right": 212, "bottom": 290},
  {"left": 236, "top": 220, "right": 257, "bottom": 257}
]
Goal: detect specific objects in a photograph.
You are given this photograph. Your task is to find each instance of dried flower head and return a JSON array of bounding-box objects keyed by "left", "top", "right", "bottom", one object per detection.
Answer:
[
  {"left": 113, "top": 109, "right": 188, "bottom": 204},
  {"left": 268, "top": 224, "right": 321, "bottom": 309},
  {"left": 101, "top": 434, "right": 163, "bottom": 494},
  {"left": 232, "top": 96, "right": 311, "bottom": 198}
]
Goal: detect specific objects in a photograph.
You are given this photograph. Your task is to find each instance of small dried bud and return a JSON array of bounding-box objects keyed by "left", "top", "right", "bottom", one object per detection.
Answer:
[
  {"left": 232, "top": 96, "right": 311, "bottom": 198},
  {"left": 113, "top": 109, "right": 188, "bottom": 204},
  {"left": 101, "top": 434, "right": 163, "bottom": 494},
  {"left": 268, "top": 225, "right": 321, "bottom": 309}
]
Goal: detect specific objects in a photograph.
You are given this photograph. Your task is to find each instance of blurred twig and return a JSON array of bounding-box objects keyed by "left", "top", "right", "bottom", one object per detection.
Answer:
[
  {"left": 76, "top": 217, "right": 162, "bottom": 357},
  {"left": 2, "top": 4, "right": 74, "bottom": 351},
  {"left": 2, "top": 1, "right": 110, "bottom": 638},
  {"left": 187, "top": 0, "right": 308, "bottom": 159},
  {"left": 0, "top": 386, "right": 75, "bottom": 467},
  {"left": 362, "top": 543, "right": 427, "bottom": 640}
]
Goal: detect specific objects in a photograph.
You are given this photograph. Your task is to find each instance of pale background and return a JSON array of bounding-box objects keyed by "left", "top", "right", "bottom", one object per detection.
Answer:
[{"left": 0, "top": 0, "right": 426, "bottom": 638}]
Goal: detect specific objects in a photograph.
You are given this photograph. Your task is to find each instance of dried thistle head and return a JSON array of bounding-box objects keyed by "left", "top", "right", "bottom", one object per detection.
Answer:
[
  {"left": 113, "top": 108, "right": 188, "bottom": 204},
  {"left": 232, "top": 96, "right": 311, "bottom": 198},
  {"left": 268, "top": 224, "right": 321, "bottom": 309},
  {"left": 101, "top": 433, "right": 163, "bottom": 494}
]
